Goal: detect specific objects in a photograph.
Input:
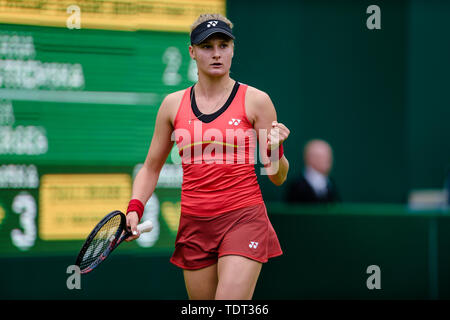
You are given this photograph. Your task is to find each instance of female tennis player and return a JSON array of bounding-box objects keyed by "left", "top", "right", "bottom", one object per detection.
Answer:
[{"left": 125, "top": 13, "right": 290, "bottom": 300}]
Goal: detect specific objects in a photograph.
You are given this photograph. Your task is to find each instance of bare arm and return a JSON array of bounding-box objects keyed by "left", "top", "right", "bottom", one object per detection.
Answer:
[
  {"left": 126, "top": 91, "right": 181, "bottom": 238},
  {"left": 246, "top": 88, "right": 290, "bottom": 186},
  {"left": 132, "top": 100, "right": 174, "bottom": 203}
]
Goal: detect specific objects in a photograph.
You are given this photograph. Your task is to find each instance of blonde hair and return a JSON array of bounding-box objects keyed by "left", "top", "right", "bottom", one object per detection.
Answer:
[{"left": 190, "top": 13, "right": 234, "bottom": 34}]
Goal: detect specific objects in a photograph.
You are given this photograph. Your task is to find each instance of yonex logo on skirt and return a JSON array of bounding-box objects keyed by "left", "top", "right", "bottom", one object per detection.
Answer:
[{"left": 249, "top": 241, "right": 259, "bottom": 249}]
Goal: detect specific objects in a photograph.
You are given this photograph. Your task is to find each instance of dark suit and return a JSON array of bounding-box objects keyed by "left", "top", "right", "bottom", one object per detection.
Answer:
[{"left": 286, "top": 175, "right": 340, "bottom": 204}]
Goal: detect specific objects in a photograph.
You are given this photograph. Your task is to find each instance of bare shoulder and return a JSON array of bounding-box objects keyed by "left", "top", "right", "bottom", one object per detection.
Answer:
[
  {"left": 246, "top": 85, "right": 271, "bottom": 103},
  {"left": 160, "top": 89, "right": 187, "bottom": 125},
  {"left": 163, "top": 89, "right": 186, "bottom": 105},
  {"left": 245, "top": 85, "right": 275, "bottom": 123}
]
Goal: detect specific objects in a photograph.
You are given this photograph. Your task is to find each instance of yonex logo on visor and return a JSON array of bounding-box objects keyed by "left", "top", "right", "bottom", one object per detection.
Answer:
[
  {"left": 190, "top": 20, "right": 235, "bottom": 45},
  {"left": 207, "top": 21, "right": 218, "bottom": 27}
]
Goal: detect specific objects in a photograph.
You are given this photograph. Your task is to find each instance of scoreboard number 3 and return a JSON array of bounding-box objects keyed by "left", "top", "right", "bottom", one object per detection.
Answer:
[{"left": 11, "top": 192, "right": 37, "bottom": 251}]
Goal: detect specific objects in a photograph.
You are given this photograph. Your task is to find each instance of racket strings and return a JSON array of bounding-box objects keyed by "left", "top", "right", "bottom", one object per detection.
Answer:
[{"left": 79, "top": 215, "right": 122, "bottom": 270}]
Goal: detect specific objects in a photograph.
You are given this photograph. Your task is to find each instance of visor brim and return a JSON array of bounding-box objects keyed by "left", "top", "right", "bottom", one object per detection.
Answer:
[{"left": 191, "top": 28, "right": 235, "bottom": 45}]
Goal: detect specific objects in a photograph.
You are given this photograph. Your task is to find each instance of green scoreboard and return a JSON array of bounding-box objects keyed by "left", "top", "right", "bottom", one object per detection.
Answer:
[{"left": 0, "top": 0, "right": 226, "bottom": 258}]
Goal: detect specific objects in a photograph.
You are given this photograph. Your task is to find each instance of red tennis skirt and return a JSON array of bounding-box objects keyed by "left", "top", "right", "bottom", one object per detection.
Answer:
[{"left": 170, "top": 203, "right": 283, "bottom": 270}]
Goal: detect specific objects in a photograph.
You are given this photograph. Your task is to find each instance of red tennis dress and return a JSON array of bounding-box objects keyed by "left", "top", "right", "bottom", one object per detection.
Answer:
[{"left": 170, "top": 81, "right": 282, "bottom": 269}]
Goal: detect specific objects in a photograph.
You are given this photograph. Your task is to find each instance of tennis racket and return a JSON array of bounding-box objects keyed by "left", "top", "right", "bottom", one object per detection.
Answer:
[{"left": 75, "top": 210, "right": 153, "bottom": 274}]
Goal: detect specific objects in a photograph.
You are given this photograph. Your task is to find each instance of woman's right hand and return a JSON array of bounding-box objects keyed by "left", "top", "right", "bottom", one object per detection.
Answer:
[{"left": 125, "top": 211, "right": 140, "bottom": 242}]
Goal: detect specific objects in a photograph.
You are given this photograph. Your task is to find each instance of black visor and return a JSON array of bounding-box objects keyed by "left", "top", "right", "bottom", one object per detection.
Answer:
[{"left": 190, "top": 20, "right": 234, "bottom": 45}]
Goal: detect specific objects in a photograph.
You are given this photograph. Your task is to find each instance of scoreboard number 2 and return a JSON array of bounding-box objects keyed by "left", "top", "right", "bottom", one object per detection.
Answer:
[
  {"left": 162, "top": 46, "right": 198, "bottom": 86},
  {"left": 162, "top": 47, "right": 182, "bottom": 86}
]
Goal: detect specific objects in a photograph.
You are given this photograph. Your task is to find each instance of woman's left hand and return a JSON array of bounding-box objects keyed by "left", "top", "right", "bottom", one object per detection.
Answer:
[{"left": 268, "top": 121, "right": 290, "bottom": 150}]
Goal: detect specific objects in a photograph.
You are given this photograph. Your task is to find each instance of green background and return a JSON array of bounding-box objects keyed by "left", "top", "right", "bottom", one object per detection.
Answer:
[{"left": 230, "top": 0, "right": 450, "bottom": 204}]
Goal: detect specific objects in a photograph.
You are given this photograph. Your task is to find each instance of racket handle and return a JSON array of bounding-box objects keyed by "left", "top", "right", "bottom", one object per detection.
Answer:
[{"left": 137, "top": 220, "right": 153, "bottom": 233}]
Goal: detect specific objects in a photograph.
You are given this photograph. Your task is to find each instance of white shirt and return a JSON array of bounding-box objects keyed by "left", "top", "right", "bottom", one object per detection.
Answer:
[{"left": 304, "top": 166, "right": 329, "bottom": 198}]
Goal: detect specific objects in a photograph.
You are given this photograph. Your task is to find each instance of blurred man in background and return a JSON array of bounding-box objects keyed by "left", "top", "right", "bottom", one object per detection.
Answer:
[{"left": 286, "top": 139, "right": 340, "bottom": 204}]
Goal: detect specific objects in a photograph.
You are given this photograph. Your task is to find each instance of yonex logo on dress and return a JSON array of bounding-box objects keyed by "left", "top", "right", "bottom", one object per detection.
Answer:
[
  {"left": 249, "top": 241, "right": 258, "bottom": 249},
  {"left": 228, "top": 118, "right": 241, "bottom": 126},
  {"left": 207, "top": 21, "right": 219, "bottom": 28}
]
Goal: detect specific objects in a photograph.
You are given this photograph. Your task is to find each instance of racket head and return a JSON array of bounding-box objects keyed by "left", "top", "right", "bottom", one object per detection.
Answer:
[{"left": 75, "top": 210, "right": 128, "bottom": 274}]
